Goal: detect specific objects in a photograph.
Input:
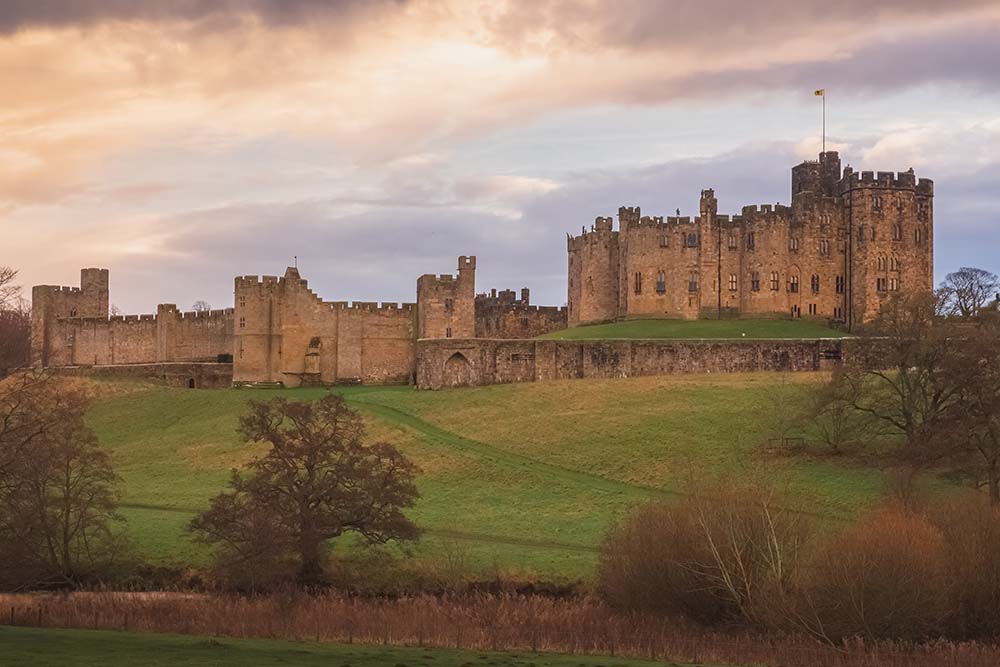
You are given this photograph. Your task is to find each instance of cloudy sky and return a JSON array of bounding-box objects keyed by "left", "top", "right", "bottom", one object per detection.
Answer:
[{"left": 4, "top": 0, "right": 1000, "bottom": 312}]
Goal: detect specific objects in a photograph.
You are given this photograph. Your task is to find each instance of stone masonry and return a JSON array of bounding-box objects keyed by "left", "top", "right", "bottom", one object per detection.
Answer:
[
  {"left": 31, "top": 152, "right": 935, "bottom": 389},
  {"left": 567, "top": 152, "right": 934, "bottom": 329}
]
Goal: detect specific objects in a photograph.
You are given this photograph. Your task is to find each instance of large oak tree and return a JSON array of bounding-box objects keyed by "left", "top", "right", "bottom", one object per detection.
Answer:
[{"left": 191, "top": 394, "right": 419, "bottom": 587}]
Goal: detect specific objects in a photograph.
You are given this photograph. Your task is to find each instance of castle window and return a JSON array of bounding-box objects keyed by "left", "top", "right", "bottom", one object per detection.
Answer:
[
  {"left": 877, "top": 277, "right": 887, "bottom": 292},
  {"left": 918, "top": 201, "right": 929, "bottom": 219},
  {"left": 634, "top": 272, "right": 642, "bottom": 295},
  {"left": 871, "top": 227, "right": 877, "bottom": 241},
  {"left": 686, "top": 233, "right": 698, "bottom": 248},
  {"left": 751, "top": 272, "right": 761, "bottom": 292},
  {"left": 808, "top": 303, "right": 817, "bottom": 315},
  {"left": 728, "top": 234, "right": 738, "bottom": 250},
  {"left": 239, "top": 317, "right": 245, "bottom": 328},
  {"left": 890, "top": 277, "right": 899, "bottom": 291},
  {"left": 789, "top": 237, "right": 800, "bottom": 252},
  {"left": 728, "top": 274, "right": 737, "bottom": 291},
  {"left": 877, "top": 256, "right": 886, "bottom": 271},
  {"left": 770, "top": 272, "right": 780, "bottom": 291},
  {"left": 688, "top": 271, "right": 699, "bottom": 292},
  {"left": 892, "top": 224, "right": 903, "bottom": 241},
  {"left": 811, "top": 274, "right": 820, "bottom": 293},
  {"left": 656, "top": 271, "right": 666, "bottom": 294},
  {"left": 446, "top": 327, "right": 452, "bottom": 338},
  {"left": 834, "top": 306, "right": 843, "bottom": 320},
  {"left": 520, "top": 316, "right": 529, "bottom": 327},
  {"left": 659, "top": 235, "right": 668, "bottom": 248},
  {"left": 820, "top": 239, "right": 830, "bottom": 255},
  {"left": 915, "top": 228, "right": 923, "bottom": 243},
  {"left": 836, "top": 275, "right": 845, "bottom": 294},
  {"left": 789, "top": 275, "right": 799, "bottom": 293},
  {"left": 444, "top": 298, "right": 453, "bottom": 313},
  {"left": 791, "top": 305, "right": 801, "bottom": 318},
  {"left": 239, "top": 296, "right": 246, "bottom": 308},
  {"left": 872, "top": 195, "right": 883, "bottom": 210},
  {"left": 890, "top": 257, "right": 899, "bottom": 271},
  {"left": 69, "top": 308, "right": 77, "bottom": 317},
  {"left": 747, "top": 232, "right": 755, "bottom": 250},
  {"left": 857, "top": 226, "right": 865, "bottom": 243}
]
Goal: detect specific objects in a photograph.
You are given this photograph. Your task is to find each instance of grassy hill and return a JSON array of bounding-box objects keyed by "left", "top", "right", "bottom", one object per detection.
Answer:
[
  {"left": 84, "top": 371, "right": 895, "bottom": 581},
  {"left": 536, "top": 318, "right": 850, "bottom": 340}
]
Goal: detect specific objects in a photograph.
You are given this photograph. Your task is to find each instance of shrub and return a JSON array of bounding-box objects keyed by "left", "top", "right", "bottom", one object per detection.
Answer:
[
  {"left": 930, "top": 495, "right": 1000, "bottom": 638},
  {"left": 597, "top": 482, "right": 811, "bottom": 627},
  {"left": 800, "top": 503, "right": 949, "bottom": 641}
]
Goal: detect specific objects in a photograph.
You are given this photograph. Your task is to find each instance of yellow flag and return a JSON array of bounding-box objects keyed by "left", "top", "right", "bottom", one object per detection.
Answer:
[{"left": 814, "top": 89, "right": 825, "bottom": 96}]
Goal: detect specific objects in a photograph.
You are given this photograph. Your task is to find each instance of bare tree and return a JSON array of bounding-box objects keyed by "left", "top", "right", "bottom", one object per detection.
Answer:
[
  {"left": 190, "top": 394, "right": 420, "bottom": 587},
  {"left": 0, "top": 374, "right": 123, "bottom": 588},
  {"left": 0, "top": 266, "right": 19, "bottom": 309},
  {"left": 0, "top": 267, "right": 30, "bottom": 377},
  {"left": 939, "top": 267, "right": 1000, "bottom": 319},
  {"left": 109, "top": 304, "right": 123, "bottom": 316},
  {"left": 837, "top": 292, "right": 963, "bottom": 492},
  {"left": 191, "top": 300, "right": 211, "bottom": 312},
  {"left": 939, "top": 310, "right": 1000, "bottom": 503}
]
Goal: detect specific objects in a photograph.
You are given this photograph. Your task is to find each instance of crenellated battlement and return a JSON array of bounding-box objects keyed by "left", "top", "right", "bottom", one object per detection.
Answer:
[{"left": 838, "top": 167, "right": 933, "bottom": 194}]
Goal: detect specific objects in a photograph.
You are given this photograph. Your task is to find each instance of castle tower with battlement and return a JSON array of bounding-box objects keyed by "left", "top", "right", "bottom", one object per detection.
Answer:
[
  {"left": 566, "top": 152, "right": 934, "bottom": 329},
  {"left": 416, "top": 256, "right": 476, "bottom": 340}
]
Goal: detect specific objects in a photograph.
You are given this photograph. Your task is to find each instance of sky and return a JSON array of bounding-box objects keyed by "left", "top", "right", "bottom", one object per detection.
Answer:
[{"left": 3, "top": 0, "right": 1000, "bottom": 312}]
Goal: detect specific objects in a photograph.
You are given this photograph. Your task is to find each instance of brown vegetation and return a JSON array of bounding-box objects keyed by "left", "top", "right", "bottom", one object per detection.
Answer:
[{"left": 3, "top": 591, "right": 1000, "bottom": 667}]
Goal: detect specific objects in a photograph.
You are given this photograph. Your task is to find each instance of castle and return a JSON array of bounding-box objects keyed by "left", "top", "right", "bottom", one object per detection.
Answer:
[
  {"left": 31, "top": 152, "right": 933, "bottom": 388},
  {"left": 568, "top": 151, "right": 933, "bottom": 327}
]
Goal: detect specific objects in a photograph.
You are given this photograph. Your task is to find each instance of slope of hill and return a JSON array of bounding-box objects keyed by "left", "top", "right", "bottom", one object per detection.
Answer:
[
  {"left": 536, "top": 318, "right": 850, "bottom": 340},
  {"left": 83, "top": 371, "right": 896, "bottom": 581}
]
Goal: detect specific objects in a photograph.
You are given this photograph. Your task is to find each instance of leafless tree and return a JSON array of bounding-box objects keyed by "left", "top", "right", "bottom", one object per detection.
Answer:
[
  {"left": 835, "top": 292, "right": 963, "bottom": 496},
  {"left": 938, "top": 267, "right": 1000, "bottom": 319},
  {"left": 0, "top": 266, "right": 20, "bottom": 309},
  {"left": 938, "top": 310, "right": 1000, "bottom": 503},
  {"left": 191, "top": 300, "right": 211, "bottom": 312},
  {"left": 0, "top": 373, "right": 123, "bottom": 589},
  {"left": 0, "top": 267, "right": 30, "bottom": 377},
  {"left": 190, "top": 394, "right": 420, "bottom": 587}
]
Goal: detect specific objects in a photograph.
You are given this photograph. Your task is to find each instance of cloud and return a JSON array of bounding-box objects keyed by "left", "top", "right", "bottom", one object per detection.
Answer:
[{"left": 0, "top": 0, "right": 401, "bottom": 34}]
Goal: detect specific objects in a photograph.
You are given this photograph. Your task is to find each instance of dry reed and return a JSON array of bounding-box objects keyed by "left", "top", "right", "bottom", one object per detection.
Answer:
[{"left": 1, "top": 592, "right": 998, "bottom": 667}]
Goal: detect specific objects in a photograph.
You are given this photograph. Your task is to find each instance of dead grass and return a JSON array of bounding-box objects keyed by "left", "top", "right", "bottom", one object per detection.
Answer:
[{"left": 2, "top": 592, "right": 998, "bottom": 667}]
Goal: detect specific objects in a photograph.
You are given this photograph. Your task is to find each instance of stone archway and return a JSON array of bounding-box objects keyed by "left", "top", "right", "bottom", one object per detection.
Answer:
[{"left": 443, "top": 352, "right": 473, "bottom": 388}]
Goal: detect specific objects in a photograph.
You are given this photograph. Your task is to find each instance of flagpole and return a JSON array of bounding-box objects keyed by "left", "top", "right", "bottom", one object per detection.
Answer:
[{"left": 822, "top": 93, "right": 826, "bottom": 154}]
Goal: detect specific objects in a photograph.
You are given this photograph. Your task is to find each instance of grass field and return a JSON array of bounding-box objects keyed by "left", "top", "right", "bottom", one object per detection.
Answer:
[
  {"left": 83, "top": 371, "right": 897, "bottom": 581},
  {"left": 0, "top": 627, "right": 700, "bottom": 666},
  {"left": 536, "top": 318, "right": 850, "bottom": 340}
]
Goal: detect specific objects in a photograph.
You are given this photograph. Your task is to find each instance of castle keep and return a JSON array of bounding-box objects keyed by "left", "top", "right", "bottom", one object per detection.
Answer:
[
  {"left": 31, "top": 152, "right": 933, "bottom": 388},
  {"left": 567, "top": 152, "right": 933, "bottom": 329}
]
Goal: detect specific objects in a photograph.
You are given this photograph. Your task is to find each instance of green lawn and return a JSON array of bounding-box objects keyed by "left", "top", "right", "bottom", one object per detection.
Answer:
[
  {"left": 84, "top": 372, "right": 894, "bottom": 581},
  {"left": 537, "top": 318, "right": 850, "bottom": 340},
  {"left": 0, "top": 626, "right": 705, "bottom": 666}
]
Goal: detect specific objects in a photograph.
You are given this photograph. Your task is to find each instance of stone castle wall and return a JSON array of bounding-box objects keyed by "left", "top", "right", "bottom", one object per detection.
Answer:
[
  {"left": 474, "top": 287, "right": 567, "bottom": 338},
  {"left": 48, "top": 362, "right": 233, "bottom": 388},
  {"left": 31, "top": 269, "right": 233, "bottom": 369},
  {"left": 567, "top": 152, "right": 934, "bottom": 329},
  {"left": 416, "top": 256, "right": 476, "bottom": 340},
  {"left": 416, "top": 337, "right": 847, "bottom": 390},
  {"left": 233, "top": 268, "right": 416, "bottom": 386}
]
